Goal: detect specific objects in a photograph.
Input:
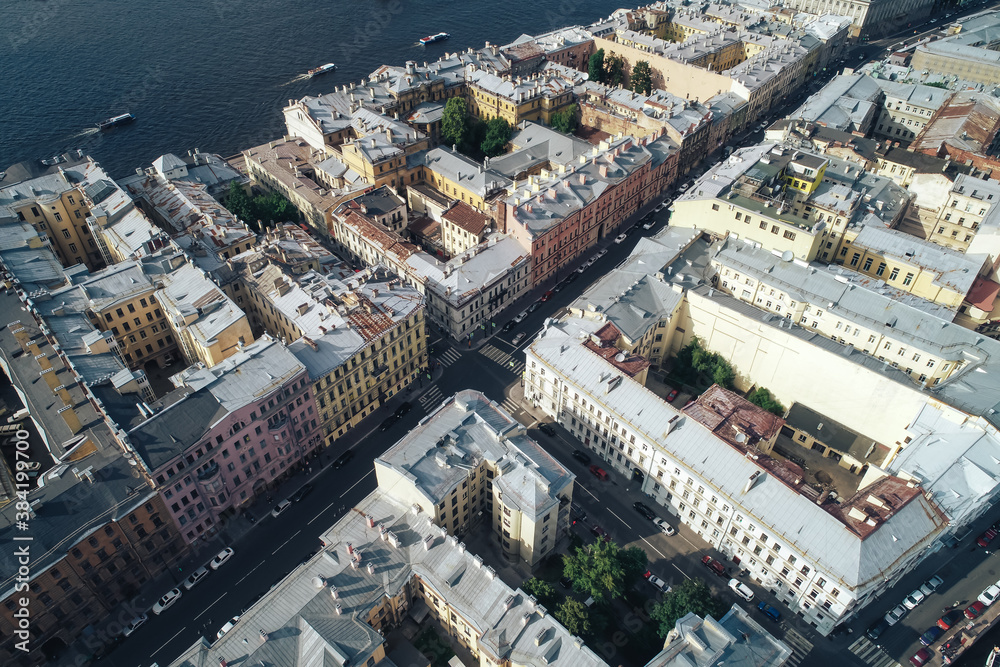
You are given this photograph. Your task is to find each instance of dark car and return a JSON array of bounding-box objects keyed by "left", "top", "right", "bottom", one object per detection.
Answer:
[
  {"left": 502, "top": 320, "right": 516, "bottom": 332},
  {"left": 394, "top": 402, "right": 412, "bottom": 418},
  {"left": 965, "top": 601, "right": 986, "bottom": 619},
  {"left": 559, "top": 576, "right": 573, "bottom": 589},
  {"left": 538, "top": 423, "right": 556, "bottom": 436},
  {"left": 757, "top": 602, "right": 781, "bottom": 622},
  {"left": 528, "top": 302, "right": 542, "bottom": 313},
  {"left": 565, "top": 272, "right": 579, "bottom": 283},
  {"left": 938, "top": 609, "right": 965, "bottom": 630},
  {"left": 541, "top": 290, "right": 554, "bottom": 302},
  {"left": 701, "top": 555, "right": 726, "bottom": 577},
  {"left": 590, "top": 524, "right": 608, "bottom": 539},
  {"left": 289, "top": 484, "right": 314, "bottom": 503},
  {"left": 633, "top": 502, "right": 656, "bottom": 520},
  {"left": 332, "top": 450, "right": 354, "bottom": 469},
  {"left": 920, "top": 626, "right": 943, "bottom": 646},
  {"left": 379, "top": 415, "right": 399, "bottom": 432},
  {"left": 571, "top": 450, "right": 591, "bottom": 465},
  {"left": 866, "top": 618, "right": 890, "bottom": 641}
]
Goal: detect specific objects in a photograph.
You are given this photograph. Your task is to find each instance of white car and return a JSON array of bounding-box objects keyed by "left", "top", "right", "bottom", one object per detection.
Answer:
[
  {"left": 271, "top": 499, "right": 292, "bottom": 518},
  {"left": 645, "top": 571, "right": 671, "bottom": 594},
  {"left": 513, "top": 311, "right": 528, "bottom": 323},
  {"left": 653, "top": 517, "right": 676, "bottom": 536},
  {"left": 210, "top": 547, "right": 234, "bottom": 570},
  {"left": 122, "top": 613, "right": 147, "bottom": 638},
  {"left": 152, "top": 588, "right": 182, "bottom": 615},
  {"left": 615, "top": 233, "right": 628, "bottom": 244},
  {"left": 728, "top": 578, "right": 754, "bottom": 602},
  {"left": 596, "top": 249, "right": 608, "bottom": 258},
  {"left": 884, "top": 603, "right": 908, "bottom": 626},
  {"left": 903, "top": 588, "right": 926, "bottom": 609},
  {"left": 654, "top": 203, "right": 665, "bottom": 212},
  {"left": 216, "top": 615, "right": 241, "bottom": 640},
  {"left": 979, "top": 584, "right": 1000, "bottom": 607},
  {"left": 183, "top": 566, "right": 210, "bottom": 591},
  {"left": 920, "top": 575, "right": 944, "bottom": 596},
  {"left": 643, "top": 220, "right": 656, "bottom": 230}
]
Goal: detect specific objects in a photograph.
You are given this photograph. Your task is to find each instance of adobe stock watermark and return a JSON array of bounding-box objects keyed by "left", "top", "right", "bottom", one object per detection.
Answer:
[
  {"left": 10, "top": 426, "right": 36, "bottom": 653},
  {"left": 6, "top": 0, "right": 72, "bottom": 53}
]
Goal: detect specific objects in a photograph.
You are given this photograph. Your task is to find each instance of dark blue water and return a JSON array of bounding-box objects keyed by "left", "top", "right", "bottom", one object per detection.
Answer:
[{"left": 0, "top": 0, "right": 613, "bottom": 177}]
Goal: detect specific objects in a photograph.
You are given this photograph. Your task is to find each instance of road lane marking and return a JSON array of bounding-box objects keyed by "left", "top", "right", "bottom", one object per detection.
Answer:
[
  {"left": 640, "top": 536, "right": 667, "bottom": 560},
  {"left": 271, "top": 530, "right": 301, "bottom": 555},
  {"left": 578, "top": 485, "right": 599, "bottom": 501},
  {"left": 672, "top": 562, "right": 691, "bottom": 580},
  {"left": 153, "top": 627, "right": 186, "bottom": 656},
  {"left": 310, "top": 500, "right": 339, "bottom": 525},
  {"left": 340, "top": 469, "right": 374, "bottom": 498},
  {"left": 235, "top": 561, "right": 263, "bottom": 585},
  {"left": 193, "top": 592, "right": 226, "bottom": 620},
  {"left": 608, "top": 509, "right": 631, "bottom": 530}
]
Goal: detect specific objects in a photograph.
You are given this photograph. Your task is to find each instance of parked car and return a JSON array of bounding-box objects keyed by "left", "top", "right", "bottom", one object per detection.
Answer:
[
  {"left": 513, "top": 311, "right": 528, "bottom": 323},
  {"left": 565, "top": 271, "right": 579, "bottom": 283},
  {"left": 540, "top": 290, "right": 554, "bottom": 302},
  {"left": 919, "top": 626, "right": 943, "bottom": 646},
  {"left": 577, "top": 264, "right": 589, "bottom": 274},
  {"left": 965, "top": 601, "right": 986, "bottom": 619},
  {"left": 570, "top": 502, "right": 588, "bottom": 524},
  {"left": 332, "top": 450, "right": 354, "bottom": 469},
  {"left": 379, "top": 415, "right": 399, "bottom": 432},
  {"left": 645, "top": 571, "right": 671, "bottom": 594},
  {"left": 216, "top": 615, "right": 241, "bottom": 640},
  {"left": 538, "top": 423, "right": 556, "bottom": 436},
  {"left": 559, "top": 576, "right": 573, "bottom": 589},
  {"left": 937, "top": 609, "right": 965, "bottom": 630},
  {"left": 590, "top": 524, "right": 610, "bottom": 541},
  {"left": 884, "top": 604, "right": 908, "bottom": 626},
  {"left": 615, "top": 233, "right": 628, "bottom": 244},
  {"left": 978, "top": 528, "right": 998, "bottom": 548},
  {"left": 271, "top": 499, "right": 292, "bottom": 518},
  {"left": 701, "top": 555, "right": 726, "bottom": 577},
  {"left": 653, "top": 517, "right": 676, "bottom": 536},
  {"left": 210, "top": 547, "right": 234, "bottom": 570},
  {"left": 527, "top": 302, "right": 542, "bottom": 313},
  {"left": 757, "top": 602, "right": 780, "bottom": 622},
  {"left": 629, "top": 502, "right": 653, "bottom": 520},
  {"left": 643, "top": 219, "right": 656, "bottom": 230},
  {"left": 979, "top": 584, "right": 1000, "bottom": 607},
  {"left": 152, "top": 588, "right": 182, "bottom": 615},
  {"left": 394, "top": 402, "right": 412, "bottom": 418},
  {"left": 654, "top": 203, "right": 666, "bottom": 213},
  {"left": 866, "top": 618, "right": 890, "bottom": 641},
  {"left": 589, "top": 464, "right": 609, "bottom": 481},
  {"left": 512, "top": 332, "right": 526, "bottom": 345},
  {"left": 122, "top": 613, "right": 147, "bottom": 638},
  {"left": 666, "top": 389, "right": 679, "bottom": 402},
  {"left": 921, "top": 576, "right": 944, "bottom": 596},
  {"left": 183, "top": 566, "right": 210, "bottom": 591},
  {"left": 502, "top": 320, "right": 516, "bottom": 332},
  {"left": 290, "top": 484, "right": 314, "bottom": 503},
  {"left": 728, "top": 578, "right": 754, "bottom": 602},
  {"left": 903, "top": 589, "right": 926, "bottom": 610},
  {"left": 596, "top": 249, "right": 607, "bottom": 258},
  {"left": 909, "top": 648, "right": 932, "bottom": 667},
  {"left": 571, "top": 450, "right": 591, "bottom": 465}
]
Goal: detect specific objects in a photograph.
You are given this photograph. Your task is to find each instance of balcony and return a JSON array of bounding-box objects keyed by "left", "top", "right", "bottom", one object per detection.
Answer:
[
  {"left": 268, "top": 416, "right": 289, "bottom": 432},
  {"left": 197, "top": 461, "right": 220, "bottom": 482}
]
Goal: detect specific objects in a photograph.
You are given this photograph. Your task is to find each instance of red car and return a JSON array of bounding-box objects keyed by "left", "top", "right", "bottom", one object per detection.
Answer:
[
  {"left": 978, "top": 528, "right": 998, "bottom": 548},
  {"left": 701, "top": 555, "right": 726, "bottom": 577},
  {"left": 937, "top": 609, "right": 964, "bottom": 630},
  {"left": 909, "top": 648, "right": 932, "bottom": 667},
  {"left": 965, "top": 601, "right": 986, "bottom": 619},
  {"left": 540, "top": 290, "right": 554, "bottom": 302},
  {"left": 589, "top": 464, "right": 608, "bottom": 481},
  {"left": 590, "top": 524, "right": 611, "bottom": 542},
  {"left": 666, "top": 389, "right": 679, "bottom": 402}
]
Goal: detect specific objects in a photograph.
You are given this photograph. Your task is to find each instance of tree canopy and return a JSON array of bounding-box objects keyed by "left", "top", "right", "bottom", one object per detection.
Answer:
[
  {"left": 747, "top": 387, "right": 786, "bottom": 416},
  {"left": 480, "top": 117, "right": 512, "bottom": 157},
  {"left": 673, "top": 337, "right": 736, "bottom": 390},
  {"left": 224, "top": 182, "right": 298, "bottom": 232},
  {"left": 631, "top": 61, "right": 653, "bottom": 95},
  {"left": 588, "top": 49, "right": 605, "bottom": 83},
  {"left": 442, "top": 97, "right": 469, "bottom": 148},
  {"left": 604, "top": 53, "right": 625, "bottom": 87},
  {"left": 650, "top": 578, "right": 727, "bottom": 638},
  {"left": 521, "top": 577, "right": 557, "bottom": 607},
  {"left": 550, "top": 104, "right": 578, "bottom": 134},
  {"left": 554, "top": 598, "right": 591, "bottom": 636},
  {"left": 562, "top": 540, "right": 647, "bottom": 602}
]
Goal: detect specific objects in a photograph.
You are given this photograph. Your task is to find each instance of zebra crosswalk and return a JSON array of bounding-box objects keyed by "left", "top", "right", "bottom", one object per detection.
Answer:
[
  {"left": 848, "top": 635, "right": 902, "bottom": 667},
  {"left": 500, "top": 397, "right": 521, "bottom": 416},
  {"left": 782, "top": 628, "right": 813, "bottom": 667},
  {"left": 480, "top": 344, "right": 525, "bottom": 374},
  {"left": 435, "top": 348, "right": 461, "bottom": 369},
  {"left": 418, "top": 386, "right": 444, "bottom": 412}
]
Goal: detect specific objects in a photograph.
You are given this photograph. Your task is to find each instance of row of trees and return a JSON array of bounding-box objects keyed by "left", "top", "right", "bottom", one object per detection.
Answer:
[
  {"left": 523, "top": 540, "right": 726, "bottom": 639},
  {"left": 441, "top": 97, "right": 513, "bottom": 159},
  {"left": 672, "top": 337, "right": 785, "bottom": 415},
  {"left": 588, "top": 49, "right": 653, "bottom": 95},
  {"left": 223, "top": 182, "right": 298, "bottom": 232}
]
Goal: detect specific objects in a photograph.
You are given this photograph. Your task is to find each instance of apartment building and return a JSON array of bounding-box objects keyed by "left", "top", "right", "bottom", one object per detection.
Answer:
[
  {"left": 0, "top": 153, "right": 118, "bottom": 271},
  {"left": 872, "top": 80, "right": 950, "bottom": 143},
  {"left": 465, "top": 64, "right": 578, "bottom": 127},
  {"left": 778, "top": 0, "right": 934, "bottom": 38},
  {"left": 788, "top": 74, "right": 884, "bottom": 135},
  {"left": 524, "top": 315, "right": 945, "bottom": 635},
  {"left": 422, "top": 147, "right": 511, "bottom": 214},
  {"left": 911, "top": 11, "right": 1000, "bottom": 87},
  {"left": 126, "top": 336, "right": 321, "bottom": 543},
  {"left": 0, "top": 455, "right": 186, "bottom": 667},
  {"left": 167, "top": 485, "right": 607, "bottom": 667},
  {"left": 646, "top": 606, "right": 791, "bottom": 667},
  {"left": 375, "top": 389, "right": 574, "bottom": 568},
  {"left": 670, "top": 143, "right": 909, "bottom": 263},
  {"left": 498, "top": 132, "right": 679, "bottom": 287},
  {"left": 440, "top": 201, "right": 492, "bottom": 256}
]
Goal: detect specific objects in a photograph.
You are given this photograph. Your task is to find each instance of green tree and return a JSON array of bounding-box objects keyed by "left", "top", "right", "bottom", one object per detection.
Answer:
[
  {"left": 650, "top": 578, "right": 727, "bottom": 638},
  {"left": 604, "top": 53, "right": 625, "bottom": 87},
  {"left": 521, "top": 577, "right": 557, "bottom": 607},
  {"left": 254, "top": 191, "right": 298, "bottom": 227},
  {"left": 562, "top": 540, "right": 648, "bottom": 602},
  {"left": 442, "top": 97, "right": 469, "bottom": 148},
  {"left": 550, "top": 104, "right": 578, "bottom": 134},
  {"left": 588, "top": 48, "right": 605, "bottom": 83},
  {"left": 224, "top": 181, "right": 254, "bottom": 225},
  {"left": 555, "top": 598, "right": 591, "bottom": 636},
  {"left": 747, "top": 387, "right": 786, "bottom": 416},
  {"left": 712, "top": 362, "right": 735, "bottom": 390},
  {"left": 631, "top": 60, "right": 653, "bottom": 95},
  {"left": 480, "top": 117, "right": 512, "bottom": 157},
  {"left": 673, "top": 337, "right": 737, "bottom": 390}
]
